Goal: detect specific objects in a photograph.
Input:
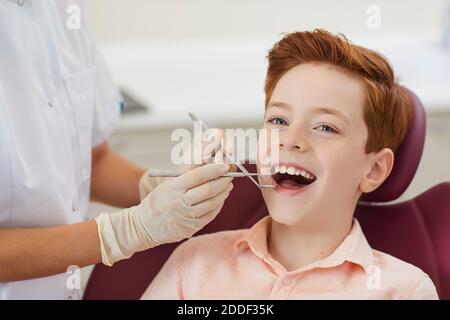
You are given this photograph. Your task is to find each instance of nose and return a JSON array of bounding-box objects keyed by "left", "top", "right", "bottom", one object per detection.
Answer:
[{"left": 279, "top": 126, "right": 309, "bottom": 151}]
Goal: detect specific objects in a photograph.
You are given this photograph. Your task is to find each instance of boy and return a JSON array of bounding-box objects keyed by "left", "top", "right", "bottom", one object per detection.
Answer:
[{"left": 141, "top": 29, "right": 438, "bottom": 299}]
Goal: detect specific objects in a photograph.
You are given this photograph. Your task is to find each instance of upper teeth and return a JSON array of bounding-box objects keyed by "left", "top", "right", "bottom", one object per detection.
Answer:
[{"left": 274, "top": 165, "right": 315, "bottom": 180}]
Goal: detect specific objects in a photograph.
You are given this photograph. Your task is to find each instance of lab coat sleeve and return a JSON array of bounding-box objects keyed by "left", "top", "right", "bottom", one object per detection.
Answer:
[
  {"left": 91, "top": 48, "right": 122, "bottom": 147},
  {"left": 140, "top": 241, "right": 191, "bottom": 300}
]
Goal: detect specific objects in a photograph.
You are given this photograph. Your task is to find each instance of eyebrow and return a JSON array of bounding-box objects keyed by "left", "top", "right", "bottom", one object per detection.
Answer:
[{"left": 268, "top": 101, "right": 351, "bottom": 125}]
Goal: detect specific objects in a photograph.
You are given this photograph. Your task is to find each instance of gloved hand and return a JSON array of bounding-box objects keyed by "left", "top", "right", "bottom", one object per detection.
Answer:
[
  {"left": 139, "top": 128, "right": 233, "bottom": 200},
  {"left": 95, "top": 163, "right": 233, "bottom": 266}
]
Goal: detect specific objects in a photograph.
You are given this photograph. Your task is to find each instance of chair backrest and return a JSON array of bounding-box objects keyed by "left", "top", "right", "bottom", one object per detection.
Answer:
[
  {"left": 84, "top": 89, "right": 450, "bottom": 299},
  {"left": 355, "top": 182, "right": 450, "bottom": 299}
]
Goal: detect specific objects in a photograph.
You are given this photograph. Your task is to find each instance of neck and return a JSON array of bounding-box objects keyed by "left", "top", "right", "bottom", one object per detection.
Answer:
[{"left": 267, "top": 216, "right": 353, "bottom": 272}]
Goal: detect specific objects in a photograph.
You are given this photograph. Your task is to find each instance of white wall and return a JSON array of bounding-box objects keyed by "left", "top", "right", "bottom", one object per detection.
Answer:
[{"left": 88, "top": 0, "right": 448, "bottom": 44}]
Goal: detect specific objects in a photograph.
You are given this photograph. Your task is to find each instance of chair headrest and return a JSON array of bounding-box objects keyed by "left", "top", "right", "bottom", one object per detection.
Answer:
[{"left": 360, "top": 88, "right": 426, "bottom": 203}]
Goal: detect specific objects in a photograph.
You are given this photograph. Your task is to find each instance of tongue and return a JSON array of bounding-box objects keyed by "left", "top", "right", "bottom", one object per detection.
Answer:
[{"left": 279, "top": 179, "right": 305, "bottom": 189}]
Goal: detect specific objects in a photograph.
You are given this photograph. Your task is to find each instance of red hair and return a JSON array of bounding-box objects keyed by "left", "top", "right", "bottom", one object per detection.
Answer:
[{"left": 265, "top": 29, "right": 414, "bottom": 153}]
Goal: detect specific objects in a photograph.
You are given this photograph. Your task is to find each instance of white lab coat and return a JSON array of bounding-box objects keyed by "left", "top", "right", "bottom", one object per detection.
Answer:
[{"left": 0, "top": 0, "right": 121, "bottom": 299}]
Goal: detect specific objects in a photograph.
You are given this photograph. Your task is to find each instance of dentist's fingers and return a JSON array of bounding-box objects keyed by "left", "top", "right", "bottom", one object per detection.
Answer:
[
  {"left": 176, "top": 128, "right": 236, "bottom": 175},
  {"left": 174, "top": 129, "right": 227, "bottom": 175},
  {"left": 190, "top": 183, "right": 233, "bottom": 218},
  {"left": 174, "top": 163, "right": 230, "bottom": 192},
  {"left": 194, "top": 201, "right": 226, "bottom": 227},
  {"left": 207, "top": 129, "right": 237, "bottom": 164},
  {"left": 202, "top": 128, "right": 225, "bottom": 159},
  {"left": 202, "top": 128, "right": 235, "bottom": 164},
  {"left": 182, "top": 176, "right": 233, "bottom": 206}
]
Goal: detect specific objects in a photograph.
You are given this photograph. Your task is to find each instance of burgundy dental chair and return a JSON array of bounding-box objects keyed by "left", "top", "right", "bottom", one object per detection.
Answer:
[{"left": 84, "top": 89, "right": 450, "bottom": 300}]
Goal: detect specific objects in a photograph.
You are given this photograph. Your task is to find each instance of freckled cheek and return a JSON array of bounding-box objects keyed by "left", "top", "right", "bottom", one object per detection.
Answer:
[{"left": 317, "top": 143, "right": 359, "bottom": 182}]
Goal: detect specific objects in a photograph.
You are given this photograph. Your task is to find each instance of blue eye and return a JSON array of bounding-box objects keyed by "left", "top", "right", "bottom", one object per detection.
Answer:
[
  {"left": 269, "top": 117, "right": 288, "bottom": 126},
  {"left": 317, "top": 124, "right": 337, "bottom": 133}
]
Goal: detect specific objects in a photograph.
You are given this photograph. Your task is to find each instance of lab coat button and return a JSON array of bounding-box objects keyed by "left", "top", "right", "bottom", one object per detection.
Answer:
[{"left": 72, "top": 203, "right": 78, "bottom": 212}]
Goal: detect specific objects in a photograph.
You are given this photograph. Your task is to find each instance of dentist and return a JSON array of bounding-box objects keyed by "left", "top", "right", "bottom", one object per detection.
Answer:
[{"left": 0, "top": 0, "right": 233, "bottom": 299}]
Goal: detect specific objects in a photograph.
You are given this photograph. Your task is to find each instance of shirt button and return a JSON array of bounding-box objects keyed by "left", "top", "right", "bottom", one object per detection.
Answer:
[{"left": 72, "top": 203, "right": 78, "bottom": 212}]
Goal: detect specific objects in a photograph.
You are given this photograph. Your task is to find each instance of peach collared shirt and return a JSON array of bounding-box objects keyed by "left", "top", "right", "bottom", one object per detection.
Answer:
[{"left": 141, "top": 216, "right": 438, "bottom": 300}]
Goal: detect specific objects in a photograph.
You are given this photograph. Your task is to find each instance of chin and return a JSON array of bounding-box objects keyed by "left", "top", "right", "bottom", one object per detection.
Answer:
[
  {"left": 269, "top": 212, "right": 301, "bottom": 226},
  {"left": 264, "top": 200, "right": 308, "bottom": 226}
]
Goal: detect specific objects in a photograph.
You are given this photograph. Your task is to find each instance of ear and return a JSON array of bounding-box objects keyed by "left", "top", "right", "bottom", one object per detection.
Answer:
[{"left": 359, "top": 148, "right": 394, "bottom": 193}]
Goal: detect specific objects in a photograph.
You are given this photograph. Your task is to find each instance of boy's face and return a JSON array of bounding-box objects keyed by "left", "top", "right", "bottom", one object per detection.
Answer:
[{"left": 258, "top": 63, "right": 381, "bottom": 228}]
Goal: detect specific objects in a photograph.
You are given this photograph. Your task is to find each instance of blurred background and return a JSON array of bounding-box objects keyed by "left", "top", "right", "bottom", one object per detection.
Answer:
[{"left": 83, "top": 0, "right": 450, "bottom": 289}]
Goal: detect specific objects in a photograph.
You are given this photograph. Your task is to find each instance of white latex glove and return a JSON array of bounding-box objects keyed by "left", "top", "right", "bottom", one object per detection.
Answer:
[
  {"left": 139, "top": 128, "right": 233, "bottom": 200},
  {"left": 95, "top": 163, "right": 233, "bottom": 266}
]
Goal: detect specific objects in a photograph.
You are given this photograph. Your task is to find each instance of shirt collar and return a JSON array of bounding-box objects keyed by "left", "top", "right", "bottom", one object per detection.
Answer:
[{"left": 234, "top": 216, "right": 374, "bottom": 273}]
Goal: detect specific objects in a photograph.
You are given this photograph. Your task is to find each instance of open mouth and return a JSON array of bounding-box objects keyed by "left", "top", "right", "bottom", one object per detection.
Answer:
[{"left": 271, "top": 164, "right": 317, "bottom": 190}]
